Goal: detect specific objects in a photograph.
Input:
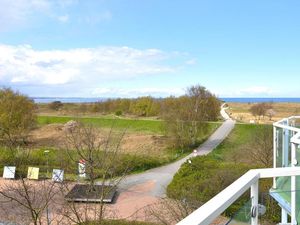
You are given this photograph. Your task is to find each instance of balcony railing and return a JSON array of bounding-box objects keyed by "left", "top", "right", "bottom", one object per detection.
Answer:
[
  {"left": 177, "top": 167, "right": 300, "bottom": 225},
  {"left": 178, "top": 116, "right": 300, "bottom": 225}
]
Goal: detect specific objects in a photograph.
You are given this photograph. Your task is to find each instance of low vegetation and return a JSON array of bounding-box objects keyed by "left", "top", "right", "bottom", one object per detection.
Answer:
[
  {"left": 0, "top": 85, "right": 221, "bottom": 224},
  {"left": 39, "top": 86, "right": 220, "bottom": 122},
  {"left": 0, "top": 86, "right": 221, "bottom": 179},
  {"left": 167, "top": 124, "right": 280, "bottom": 223}
]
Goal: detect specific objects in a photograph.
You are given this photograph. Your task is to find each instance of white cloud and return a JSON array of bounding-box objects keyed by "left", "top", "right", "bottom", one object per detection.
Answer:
[
  {"left": 0, "top": 0, "right": 50, "bottom": 30},
  {"left": 57, "top": 14, "right": 69, "bottom": 23},
  {"left": 0, "top": 0, "right": 76, "bottom": 31},
  {"left": 91, "top": 87, "right": 185, "bottom": 97},
  {"left": 0, "top": 44, "right": 177, "bottom": 88},
  {"left": 185, "top": 58, "right": 197, "bottom": 65},
  {"left": 234, "top": 86, "right": 275, "bottom": 97},
  {"left": 80, "top": 11, "right": 112, "bottom": 25}
]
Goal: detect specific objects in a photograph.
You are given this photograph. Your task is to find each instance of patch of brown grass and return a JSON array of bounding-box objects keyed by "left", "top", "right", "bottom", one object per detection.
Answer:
[
  {"left": 29, "top": 124, "right": 168, "bottom": 156},
  {"left": 227, "top": 102, "right": 300, "bottom": 124}
]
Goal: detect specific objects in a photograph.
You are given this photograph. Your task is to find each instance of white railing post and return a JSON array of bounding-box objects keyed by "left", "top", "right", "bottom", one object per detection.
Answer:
[
  {"left": 273, "top": 126, "right": 277, "bottom": 189},
  {"left": 178, "top": 167, "right": 300, "bottom": 225},
  {"left": 291, "top": 142, "right": 297, "bottom": 225},
  {"left": 281, "top": 208, "right": 288, "bottom": 224},
  {"left": 251, "top": 181, "right": 259, "bottom": 225}
]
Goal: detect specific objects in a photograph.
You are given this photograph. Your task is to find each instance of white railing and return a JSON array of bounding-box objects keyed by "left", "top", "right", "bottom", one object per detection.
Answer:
[
  {"left": 273, "top": 116, "right": 300, "bottom": 224},
  {"left": 273, "top": 116, "right": 300, "bottom": 136},
  {"left": 177, "top": 167, "right": 300, "bottom": 225}
]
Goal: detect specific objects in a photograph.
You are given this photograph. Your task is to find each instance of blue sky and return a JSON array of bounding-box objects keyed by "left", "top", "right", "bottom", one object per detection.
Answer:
[{"left": 0, "top": 0, "right": 300, "bottom": 98}]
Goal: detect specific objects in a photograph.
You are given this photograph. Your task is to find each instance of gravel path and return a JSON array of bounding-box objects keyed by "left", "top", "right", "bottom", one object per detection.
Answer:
[{"left": 118, "top": 104, "right": 235, "bottom": 197}]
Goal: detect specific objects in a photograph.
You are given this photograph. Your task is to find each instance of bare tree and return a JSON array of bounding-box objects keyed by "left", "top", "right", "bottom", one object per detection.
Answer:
[
  {"left": 239, "top": 126, "right": 273, "bottom": 167},
  {"left": 266, "top": 109, "right": 276, "bottom": 121},
  {"left": 140, "top": 198, "right": 198, "bottom": 225},
  {"left": 61, "top": 122, "right": 130, "bottom": 223},
  {"left": 249, "top": 103, "right": 272, "bottom": 120},
  {"left": 0, "top": 148, "right": 62, "bottom": 225}
]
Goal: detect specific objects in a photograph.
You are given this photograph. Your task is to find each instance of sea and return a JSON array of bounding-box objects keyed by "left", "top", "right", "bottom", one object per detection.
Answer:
[
  {"left": 220, "top": 98, "right": 300, "bottom": 103},
  {"left": 32, "top": 97, "right": 300, "bottom": 104}
]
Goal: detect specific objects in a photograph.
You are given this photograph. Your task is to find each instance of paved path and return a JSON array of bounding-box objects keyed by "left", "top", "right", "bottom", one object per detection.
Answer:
[{"left": 118, "top": 104, "right": 235, "bottom": 197}]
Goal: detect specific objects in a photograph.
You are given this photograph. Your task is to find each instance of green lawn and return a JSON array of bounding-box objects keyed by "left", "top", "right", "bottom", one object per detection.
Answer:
[
  {"left": 210, "top": 123, "right": 266, "bottom": 161},
  {"left": 37, "top": 115, "right": 164, "bottom": 134},
  {"left": 37, "top": 115, "right": 222, "bottom": 136}
]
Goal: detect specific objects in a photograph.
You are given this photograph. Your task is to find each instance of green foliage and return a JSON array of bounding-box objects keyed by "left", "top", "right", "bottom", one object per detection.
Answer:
[
  {"left": 48, "top": 85, "right": 219, "bottom": 121},
  {"left": 115, "top": 110, "right": 122, "bottom": 116},
  {"left": 90, "top": 97, "right": 161, "bottom": 117},
  {"left": 129, "top": 96, "right": 161, "bottom": 116},
  {"left": 167, "top": 124, "right": 277, "bottom": 219},
  {"left": 0, "top": 147, "right": 175, "bottom": 179},
  {"left": 162, "top": 85, "right": 220, "bottom": 148},
  {"left": 167, "top": 155, "right": 251, "bottom": 216},
  {"left": 0, "top": 88, "right": 36, "bottom": 147}
]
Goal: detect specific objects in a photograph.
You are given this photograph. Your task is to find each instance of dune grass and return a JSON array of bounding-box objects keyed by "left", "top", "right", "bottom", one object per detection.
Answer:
[{"left": 227, "top": 102, "right": 300, "bottom": 124}]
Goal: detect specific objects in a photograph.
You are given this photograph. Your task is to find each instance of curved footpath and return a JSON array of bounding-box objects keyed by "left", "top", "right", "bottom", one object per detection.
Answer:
[{"left": 118, "top": 104, "right": 235, "bottom": 197}]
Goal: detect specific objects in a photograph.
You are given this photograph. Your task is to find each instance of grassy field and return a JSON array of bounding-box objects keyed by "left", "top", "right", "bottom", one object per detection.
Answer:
[
  {"left": 210, "top": 123, "right": 267, "bottom": 162},
  {"left": 0, "top": 115, "right": 221, "bottom": 180},
  {"left": 227, "top": 102, "right": 300, "bottom": 124},
  {"left": 38, "top": 115, "right": 164, "bottom": 134},
  {"left": 35, "top": 115, "right": 221, "bottom": 160}
]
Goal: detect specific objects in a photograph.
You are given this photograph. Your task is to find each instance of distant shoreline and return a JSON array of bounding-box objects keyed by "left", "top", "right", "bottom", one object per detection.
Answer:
[{"left": 32, "top": 97, "right": 300, "bottom": 104}]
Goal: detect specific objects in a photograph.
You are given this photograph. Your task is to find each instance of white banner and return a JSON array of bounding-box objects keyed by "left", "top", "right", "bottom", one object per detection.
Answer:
[{"left": 78, "top": 160, "right": 86, "bottom": 178}]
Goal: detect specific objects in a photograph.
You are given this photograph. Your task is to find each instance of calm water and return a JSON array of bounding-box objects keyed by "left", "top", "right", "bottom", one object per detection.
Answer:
[
  {"left": 220, "top": 98, "right": 300, "bottom": 103},
  {"left": 33, "top": 97, "right": 104, "bottom": 103},
  {"left": 32, "top": 97, "right": 300, "bottom": 104}
]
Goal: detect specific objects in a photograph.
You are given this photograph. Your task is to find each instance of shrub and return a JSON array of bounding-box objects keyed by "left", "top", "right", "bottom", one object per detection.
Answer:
[
  {"left": 115, "top": 110, "right": 122, "bottom": 116},
  {"left": 167, "top": 156, "right": 252, "bottom": 216},
  {"left": 0, "top": 88, "right": 36, "bottom": 148},
  {"left": 48, "top": 101, "right": 63, "bottom": 111}
]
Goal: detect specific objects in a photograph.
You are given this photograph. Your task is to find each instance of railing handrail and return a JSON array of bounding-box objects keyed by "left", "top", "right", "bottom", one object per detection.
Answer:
[
  {"left": 273, "top": 116, "right": 300, "bottom": 144},
  {"left": 291, "top": 132, "right": 300, "bottom": 144},
  {"left": 177, "top": 167, "right": 300, "bottom": 225}
]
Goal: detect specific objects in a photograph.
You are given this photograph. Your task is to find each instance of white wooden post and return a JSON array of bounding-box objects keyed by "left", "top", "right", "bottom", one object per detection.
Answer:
[{"left": 251, "top": 181, "right": 259, "bottom": 225}]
